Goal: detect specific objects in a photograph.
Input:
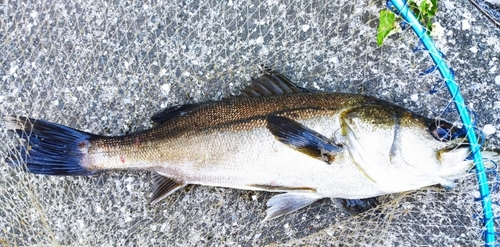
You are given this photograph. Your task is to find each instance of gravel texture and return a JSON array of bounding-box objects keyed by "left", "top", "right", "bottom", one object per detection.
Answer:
[{"left": 1, "top": 0, "right": 499, "bottom": 246}]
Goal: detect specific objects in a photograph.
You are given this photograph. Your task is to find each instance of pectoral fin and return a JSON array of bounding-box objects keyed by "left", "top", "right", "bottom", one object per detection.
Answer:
[
  {"left": 264, "top": 193, "right": 322, "bottom": 221},
  {"left": 149, "top": 172, "right": 186, "bottom": 204},
  {"left": 267, "top": 116, "right": 342, "bottom": 163},
  {"left": 332, "top": 197, "right": 379, "bottom": 215}
]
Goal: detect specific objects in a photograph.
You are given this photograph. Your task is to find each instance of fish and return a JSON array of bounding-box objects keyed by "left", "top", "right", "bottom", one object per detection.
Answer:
[{"left": 4, "top": 68, "right": 500, "bottom": 221}]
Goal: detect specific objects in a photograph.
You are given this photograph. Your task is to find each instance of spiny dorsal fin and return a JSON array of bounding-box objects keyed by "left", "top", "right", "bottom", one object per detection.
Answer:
[
  {"left": 238, "top": 68, "right": 308, "bottom": 98},
  {"left": 149, "top": 172, "right": 186, "bottom": 204}
]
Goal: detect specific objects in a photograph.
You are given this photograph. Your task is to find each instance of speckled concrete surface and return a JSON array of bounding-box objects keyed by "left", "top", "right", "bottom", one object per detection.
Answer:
[
  {"left": 474, "top": 0, "right": 500, "bottom": 27},
  {"left": 1, "top": 0, "right": 499, "bottom": 246}
]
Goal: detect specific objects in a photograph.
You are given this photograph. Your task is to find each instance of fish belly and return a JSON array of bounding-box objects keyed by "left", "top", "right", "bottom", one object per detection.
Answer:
[{"left": 153, "top": 124, "right": 385, "bottom": 199}]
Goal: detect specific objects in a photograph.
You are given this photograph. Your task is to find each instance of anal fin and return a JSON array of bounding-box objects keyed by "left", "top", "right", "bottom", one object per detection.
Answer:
[
  {"left": 264, "top": 193, "right": 322, "bottom": 221},
  {"left": 149, "top": 172, "right": 186, "bottom": 204},
  {"left": 332, "top": 197, "right": 379, "bottom": 215}
]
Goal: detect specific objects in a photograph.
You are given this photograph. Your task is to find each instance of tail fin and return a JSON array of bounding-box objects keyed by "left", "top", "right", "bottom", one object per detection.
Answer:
[{"left": 4, "top": 116, "right": 103, "bottom": 176}]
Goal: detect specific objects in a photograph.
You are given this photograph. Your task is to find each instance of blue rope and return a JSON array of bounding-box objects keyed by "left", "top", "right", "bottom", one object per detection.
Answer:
[
  {"left": 387, "top": 0, "right": 495, "bottom": 246},
  {"left": 487, "top": 161, "right": 500, "bottom": 193}
]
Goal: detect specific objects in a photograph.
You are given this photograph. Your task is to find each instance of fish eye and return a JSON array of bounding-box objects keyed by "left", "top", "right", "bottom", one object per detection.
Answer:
[{"left": 431, "top": 123, "right": 454, "bottom": 142}]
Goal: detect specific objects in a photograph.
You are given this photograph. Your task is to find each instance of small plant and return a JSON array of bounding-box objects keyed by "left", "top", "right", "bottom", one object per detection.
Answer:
[{"left": 377, "top": 0, "right": 439, "bottom": 46}]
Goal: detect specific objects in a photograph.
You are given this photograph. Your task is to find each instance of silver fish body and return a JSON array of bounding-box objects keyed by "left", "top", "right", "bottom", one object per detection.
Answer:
[{"left": 5, "top": 71, "right": 496, "bottom": 220}]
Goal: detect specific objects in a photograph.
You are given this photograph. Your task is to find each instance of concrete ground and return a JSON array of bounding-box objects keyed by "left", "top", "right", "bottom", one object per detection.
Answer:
[{"left": 1, "top": 0, "right": 499, "bottom": 246}]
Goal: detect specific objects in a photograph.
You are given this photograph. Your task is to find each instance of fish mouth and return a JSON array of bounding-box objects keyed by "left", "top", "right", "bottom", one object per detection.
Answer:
[
  {"left": 436, "top": 138, "right": 500, "bottom": 178},
  {"left": 437, "top": 139, "right": 471, "bottom": 160},
  {"left": 436, "top": 139, "right": 475, "bottom": 179}
]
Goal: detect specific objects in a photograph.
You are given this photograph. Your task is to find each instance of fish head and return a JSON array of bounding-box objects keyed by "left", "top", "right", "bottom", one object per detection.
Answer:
[{"left": 340, "top": 104, "right": 473, "bottom": 190}]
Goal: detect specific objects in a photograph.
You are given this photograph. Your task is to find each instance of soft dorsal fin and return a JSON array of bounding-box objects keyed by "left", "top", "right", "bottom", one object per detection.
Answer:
[
  {"left": 151, "top": 68, "right": 307, "bottom": 124},
  {"left": 238, "top": 69, "right": 308, "bottom": 98},
  {"left": 151, "top": 104, "right": 200, "bottom": 125},
  {"left": 149, "top": 172, "right": 186, "bottom": 204}
]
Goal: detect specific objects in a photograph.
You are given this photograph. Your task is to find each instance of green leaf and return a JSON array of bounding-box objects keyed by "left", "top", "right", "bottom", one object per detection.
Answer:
[
  {"left": 377, "top": 10, "right": 396, "bottom": 46},
  {"left": 408, "top": 0, "right": 439, "bottom": 34},
  {"left": 429, "top": 0, "right": 438, "bottom": 16}
]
